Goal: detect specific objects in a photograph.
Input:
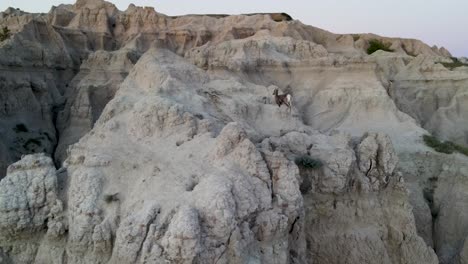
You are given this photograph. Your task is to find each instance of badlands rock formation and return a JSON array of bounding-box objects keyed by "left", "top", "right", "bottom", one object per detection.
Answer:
[{"left": 1, "top": 0, "right": 468, "bottom": 263}]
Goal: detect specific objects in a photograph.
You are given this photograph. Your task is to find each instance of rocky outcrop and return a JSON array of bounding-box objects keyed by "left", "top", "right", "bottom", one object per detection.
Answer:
[
  {"left": 0, "top": 0, "right": 461, "bottom": 178},
  {"left": 54, "top": 48, "right": 140, "bottom": 164},
  {"left": 0, "top": 70, "right": 64, "bottom": 178},
  {"left": 0, "top": 154, "right": 63, "bottom": 239},
  {"left": 0, "top": 154, "right": 65, "bottom": 264},
  {"left": 261, "top": 131, "right": 437, "bottom": 263},
  {"left": 0, "top": 45, "right": 437, "bottom": 263},
  {"left": 386, "top": 55, "right": 468, "bottom": 146},
  {"left": 56, "top": 49, "right": 310, "bottom": 263},
  {"left": 1, "top": 0, "right": 468, "bottom": 263}
]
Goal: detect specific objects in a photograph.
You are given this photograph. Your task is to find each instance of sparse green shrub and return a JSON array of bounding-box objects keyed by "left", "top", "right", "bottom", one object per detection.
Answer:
[
  {"left": 423, "top": 134, "right": 468, "bottom": 156},
  {"left": 453, "top": 143, "right": 468, "bottom": 156},
  {"left": 295, "top": 155, "right": 323, "bottom": 169},
  {"left": 13, "top": 123, "right": 29, "bottom": 133},
  {"left": 0, "top": 26, "right": 11, "bottom": 42},
  {"left": 423, "top": 135, "right": 454, "bottom": 154},
  {"left": 439, "top": 57, "right": 468, "bottom": 70},
  {"left": 367, "top": 39, "right": 393, "bottom": 54}
]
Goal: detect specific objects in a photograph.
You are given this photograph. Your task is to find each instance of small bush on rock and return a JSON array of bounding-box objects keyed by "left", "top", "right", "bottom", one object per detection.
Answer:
[
  {"left": 423, "top": 135, "right": 454, "bottom": 154},
  {"left": 367, "top": 39, "right": 393, "bottom": 54},
  {"left": 423, "top": 135, "right": 468, "bottom": 156},
  {"left": 439, "top": 57, "right": 468, "bottom": 70},
  {"left": 295, "top": 155, "right": 323, "bottom": 169},
  {"left": 0, "top": 26, "right": 11, "bottom": 42},
  {"left": 453, "top": 143, "right": 468, "bottom": 156}
]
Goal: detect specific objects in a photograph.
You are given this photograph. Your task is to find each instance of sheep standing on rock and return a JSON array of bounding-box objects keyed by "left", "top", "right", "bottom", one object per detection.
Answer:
[{"left": 273, "top": 88, "right": 292, "bottom": 112}]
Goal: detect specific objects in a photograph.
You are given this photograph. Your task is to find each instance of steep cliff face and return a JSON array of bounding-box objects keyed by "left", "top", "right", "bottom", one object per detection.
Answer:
[{"left": 1, "top": 0, "right": 468, "bottom": 263}]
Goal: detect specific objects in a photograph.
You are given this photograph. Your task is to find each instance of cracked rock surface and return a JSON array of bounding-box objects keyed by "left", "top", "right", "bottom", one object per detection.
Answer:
[{"left": 1, "top": 0, "right": 468, "bottom": 263}]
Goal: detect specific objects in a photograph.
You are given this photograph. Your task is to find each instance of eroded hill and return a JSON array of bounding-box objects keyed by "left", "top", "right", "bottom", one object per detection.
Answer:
[{"left": 1, "top": 0, "right": 468, "bottom": 263}]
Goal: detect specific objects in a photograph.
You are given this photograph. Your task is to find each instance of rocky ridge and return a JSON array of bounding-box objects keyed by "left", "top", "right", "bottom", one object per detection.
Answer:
[{"left": 1, "top": 0, "right": 468, "bottom": 263}]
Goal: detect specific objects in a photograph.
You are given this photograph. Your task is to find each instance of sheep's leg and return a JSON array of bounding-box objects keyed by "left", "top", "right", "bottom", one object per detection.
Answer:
[
  {"left": 282, "top": 101, "right": 291, "bottom": 113},
  {"left": 286, "top": 95, "right": 292, "bottom": 113}
]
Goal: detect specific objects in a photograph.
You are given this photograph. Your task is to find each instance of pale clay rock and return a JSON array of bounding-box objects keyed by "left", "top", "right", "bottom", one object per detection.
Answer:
[
  {"left": 2, "top": 0, "right": 468, "bottom": 263},
  {"left": 0, "top": 154, "right": 63, "bottom": 240}
]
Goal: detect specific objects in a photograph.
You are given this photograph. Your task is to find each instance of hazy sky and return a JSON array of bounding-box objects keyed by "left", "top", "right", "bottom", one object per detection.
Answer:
[{"left": 1, "top": 0, "right": 467, "bottom": 57}]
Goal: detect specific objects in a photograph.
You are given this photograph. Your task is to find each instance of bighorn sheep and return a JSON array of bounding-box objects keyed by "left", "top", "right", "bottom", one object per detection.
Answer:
[{"left": 273, "top": 88, "right": 292, "bottom": 112}]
